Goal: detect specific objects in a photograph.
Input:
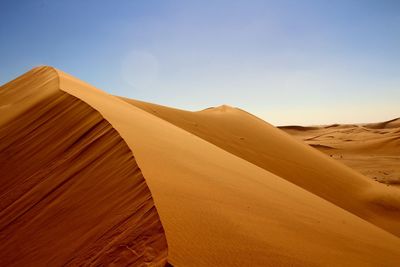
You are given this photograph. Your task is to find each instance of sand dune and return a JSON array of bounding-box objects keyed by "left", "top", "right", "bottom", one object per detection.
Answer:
[
  {"left": 0, "top": 68, "right": 167, "bottom": 266},
  {"left": 120, "top": 98, "right": 400, "bottom": 238},
  {"left": 280, "top": 120, "right": 400, "bottom": 186},
  {"left": 1, "top": 66, "right": 400, "bottom": 266},
  {"left": 364, "top": 118, "right": 400, "bottom": 130}
]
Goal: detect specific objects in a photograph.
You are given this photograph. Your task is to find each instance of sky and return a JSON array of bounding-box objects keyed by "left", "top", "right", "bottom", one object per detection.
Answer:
[{"left": 1, "top": 0, "right": 399, "bottom": 125}]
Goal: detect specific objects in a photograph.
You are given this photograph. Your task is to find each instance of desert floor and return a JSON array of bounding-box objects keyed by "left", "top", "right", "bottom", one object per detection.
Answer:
[{"left": 280, "top": 119, "right": 400, "bottom": 186}]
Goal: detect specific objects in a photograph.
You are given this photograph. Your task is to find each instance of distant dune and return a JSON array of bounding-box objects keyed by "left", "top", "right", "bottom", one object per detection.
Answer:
[
  {"left": 1, "top": 66, "right": 400, "bottom": 266},
  {"left": 280, "top": 119, "right": 400, "bottom": 186}
]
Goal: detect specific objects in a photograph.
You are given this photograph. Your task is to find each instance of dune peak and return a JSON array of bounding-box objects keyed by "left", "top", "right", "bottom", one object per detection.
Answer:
[{"left": 200, "top": 104, "right": 237, "bottom": 113}]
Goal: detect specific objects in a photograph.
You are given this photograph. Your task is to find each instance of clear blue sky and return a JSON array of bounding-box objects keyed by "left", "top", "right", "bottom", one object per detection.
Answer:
[{"left": 1, "top": 0, "right": 399, "bottom": 125}]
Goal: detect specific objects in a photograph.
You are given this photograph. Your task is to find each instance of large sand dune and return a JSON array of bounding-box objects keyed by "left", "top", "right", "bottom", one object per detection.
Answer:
[{"left": 1, "top": 66, "right": 400, "bottom": 266}]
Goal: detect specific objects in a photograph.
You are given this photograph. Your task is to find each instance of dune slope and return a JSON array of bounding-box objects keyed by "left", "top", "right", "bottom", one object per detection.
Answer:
[
  {"left": 120, "top": 98, "right": 400, "bottom": 238},
  {"left": 0, "top": 68, "right": 167, "bottom": 266}
]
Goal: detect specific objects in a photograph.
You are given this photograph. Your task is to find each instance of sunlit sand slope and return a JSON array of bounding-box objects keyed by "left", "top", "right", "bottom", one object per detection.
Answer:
[
  {"left": 0, "top": 68, "right": 167, "bottom": 266},
  {"left": 120, "top": 98, "right": 400, "bottom": 238}
]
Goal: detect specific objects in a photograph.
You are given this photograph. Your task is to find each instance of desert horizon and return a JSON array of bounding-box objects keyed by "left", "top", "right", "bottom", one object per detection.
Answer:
[{"left": 1, "top": 1, "right": 400, "bottom": 266}]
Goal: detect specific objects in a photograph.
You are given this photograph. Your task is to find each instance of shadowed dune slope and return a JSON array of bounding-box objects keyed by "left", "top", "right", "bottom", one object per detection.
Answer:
[
  {"left": 120, "top": 98, "right": 400, "bottom": 238},
  {"left": 36, "top": 67, "right": 400, "bottom": 266},
  {"left": 0, "top": 68, "right": 167, "bottom": 266}
]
